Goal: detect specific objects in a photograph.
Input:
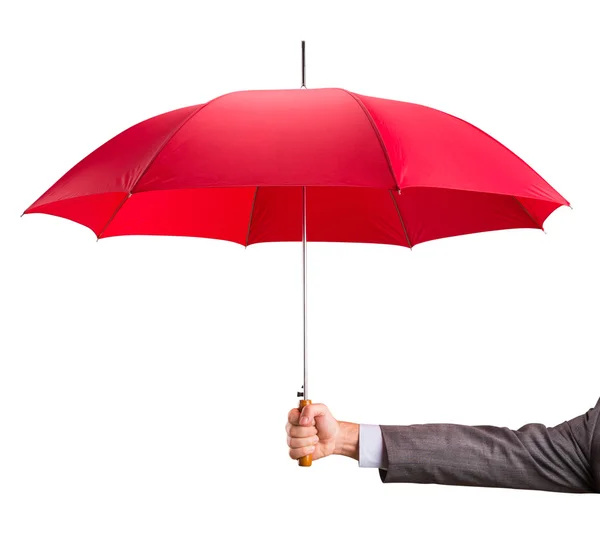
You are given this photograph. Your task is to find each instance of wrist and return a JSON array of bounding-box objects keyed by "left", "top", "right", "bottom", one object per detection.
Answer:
[{"left": 334, "top": 421, "right": 359, "bottom": 460}]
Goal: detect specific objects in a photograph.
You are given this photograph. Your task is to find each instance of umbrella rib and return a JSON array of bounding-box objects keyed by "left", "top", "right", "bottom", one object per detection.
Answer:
[
  {"left": 513, "top": 196, "right": 544, "bottom": 231},
  {"left": 389, "top": 190, "right": 412, "bottom": 248},
  {"left": 96, "top": 94, "right": 234, "bottom": 240},
  {"left": 245, "top": 187, "right": 259, "bottom": 247},
  {"left": 338, "top": 89, "right": 401, "bottom": 191},
  {"left": 97, "top": 193, "right": 130, "bottom": 240},
  {"left": 128, "top": 93, "right": 232, "bottom": 196}
]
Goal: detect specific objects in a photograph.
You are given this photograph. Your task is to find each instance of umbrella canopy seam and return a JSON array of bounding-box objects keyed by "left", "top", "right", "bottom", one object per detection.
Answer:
[
  {"left": 245, "top": 187, "right": 259, "bottom": 247},
  {"left": 97, "top": 192, "right": 130, "bottom": 239},
  {"left": 338, "top": 88, "right": 401, "bottom": 192},
  {"left": 513, "top": 196, "right": 544, "bottom": 230},
  {"left": 127, "top": 95, "right": 230, "bottom": 196},
  {"left": 388, "top": 189, "right": 412, "bottom": 248},
  {"left": 97, "top": 94, "right": 233, "bottom": 239}
]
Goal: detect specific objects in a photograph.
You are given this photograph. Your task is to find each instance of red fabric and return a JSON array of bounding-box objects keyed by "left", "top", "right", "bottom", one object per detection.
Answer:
[{"left": 25, "top": 88, "right": 568, "bottom": 246}]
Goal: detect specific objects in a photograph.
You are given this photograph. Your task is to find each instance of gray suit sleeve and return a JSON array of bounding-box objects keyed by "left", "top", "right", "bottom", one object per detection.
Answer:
[{"left": 379, "top": 397, "right": 600, "bottom": 493}]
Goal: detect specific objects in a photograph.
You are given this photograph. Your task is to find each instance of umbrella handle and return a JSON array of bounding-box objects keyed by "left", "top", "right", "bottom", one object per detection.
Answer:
[{"left": 298, "top": 399, "right": 313, "bottom": 467}]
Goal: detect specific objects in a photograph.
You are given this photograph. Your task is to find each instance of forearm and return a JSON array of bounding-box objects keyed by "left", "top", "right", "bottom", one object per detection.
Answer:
[
  {"left": 333, "top": 421, "right": 359, "bottom": 461},
  {"left": 379, "top": 419, "right": 597, "bottom": 493}
]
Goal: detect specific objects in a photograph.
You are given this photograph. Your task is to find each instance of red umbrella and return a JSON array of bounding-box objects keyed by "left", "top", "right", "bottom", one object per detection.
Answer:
[{"left": 23, "top": 42, "right": 569, "bottom": 467}]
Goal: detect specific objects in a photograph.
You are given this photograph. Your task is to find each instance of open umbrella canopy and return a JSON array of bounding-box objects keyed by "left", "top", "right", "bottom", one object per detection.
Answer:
[{"left": 24, "top": 88, "right": 568, "bottom": 247}]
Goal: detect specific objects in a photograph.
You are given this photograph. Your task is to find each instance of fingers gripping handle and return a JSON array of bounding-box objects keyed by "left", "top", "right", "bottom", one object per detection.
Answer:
[{"left": 298, "top": 399, "right": 312, "bottom": 467}]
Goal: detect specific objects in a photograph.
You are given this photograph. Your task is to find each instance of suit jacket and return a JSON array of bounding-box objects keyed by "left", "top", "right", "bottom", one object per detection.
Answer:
[{"left": 379, "top": 397, "right": 600, "bottom": 493}]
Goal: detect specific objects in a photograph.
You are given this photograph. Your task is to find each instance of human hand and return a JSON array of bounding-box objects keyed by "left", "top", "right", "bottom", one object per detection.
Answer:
[{"left": 286, "top": 403, "right": 359, "bottom": 462}]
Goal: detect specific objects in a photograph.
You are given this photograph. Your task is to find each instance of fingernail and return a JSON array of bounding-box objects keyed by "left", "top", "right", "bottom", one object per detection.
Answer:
[
  {"left": 300, "top": 417, "right": 309, "bottom": 425},
  {"left": 313, "top": 436, "right": 319, "bottom": 443},
  {"left": 308, "top": 446, "right": 315, "bottom": 452}
]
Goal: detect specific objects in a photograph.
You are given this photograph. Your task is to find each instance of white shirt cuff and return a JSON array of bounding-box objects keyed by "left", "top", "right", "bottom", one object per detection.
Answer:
[{"left": 359, "top": 424, "right": 387, "bottom": 469}]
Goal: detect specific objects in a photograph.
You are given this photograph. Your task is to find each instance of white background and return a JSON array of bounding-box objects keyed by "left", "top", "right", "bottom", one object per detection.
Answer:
[{"left": 1, "top": 1, "right": 599, "bottom": 543}]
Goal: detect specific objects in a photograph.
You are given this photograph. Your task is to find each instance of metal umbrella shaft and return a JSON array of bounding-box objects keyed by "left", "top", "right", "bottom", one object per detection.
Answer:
[
  {"left": 302, "top": 185, "right": 308, "bottom": 401},
  {"left": 297, "top": 41, "right": 313, "bottom": 467},
  {"left": 297, "top": 185, "right": 312, "bottom": 468}
]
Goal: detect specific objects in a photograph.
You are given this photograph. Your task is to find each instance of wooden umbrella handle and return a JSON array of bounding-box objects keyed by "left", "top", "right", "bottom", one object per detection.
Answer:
[{"left": 298, "top": 399, "right": 312, "bottom": 467}]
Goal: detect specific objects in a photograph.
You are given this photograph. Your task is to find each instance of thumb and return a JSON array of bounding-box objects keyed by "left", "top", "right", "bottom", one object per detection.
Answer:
[{"left": 299, "top": 403, "right": 329, "bottom": 426}]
